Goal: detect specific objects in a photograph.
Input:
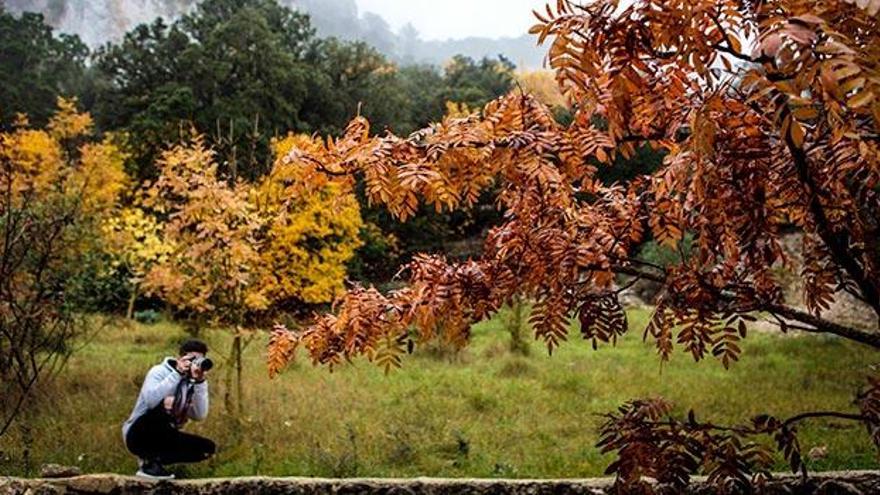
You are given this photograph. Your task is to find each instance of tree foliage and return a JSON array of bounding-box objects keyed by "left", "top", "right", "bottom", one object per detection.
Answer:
[
  {"left": 15, "top": 0, "right": 521, "bottom": 288},
  {"left": 0, "top": 99, "right": 126, "bottom": 436},
  {"left": 0, "top": 9, "right": 88, "bottom": 129},
  {"left": 253, "top": 134, "right": 363, "bottom": 307},
  {"left": 270, "top": 0, "right": 880, "bottom": 488},
  {"left": 101, "top": 206, "right": 172, "bottom": 317},
  {"left": 140, "top": 137, "right": 266, "bottom": 322},
  {"left": 93, "top": 0, "right": 314, "bottom": 180},
  {"left": 140, "top": 134, "right": 365, "bottom": 322}
]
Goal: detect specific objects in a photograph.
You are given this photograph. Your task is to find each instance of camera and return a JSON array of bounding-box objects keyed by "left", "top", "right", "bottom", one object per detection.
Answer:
[
  {"left": 190, "top": 356, "right": 213, "bottom": 372},
  {"left": 178, "top": 354, "right": 212, "bottom": 382}
]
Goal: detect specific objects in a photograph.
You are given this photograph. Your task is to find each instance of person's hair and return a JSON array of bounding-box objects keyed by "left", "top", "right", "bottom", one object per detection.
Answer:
[{"left": 179, "top": 339, "right": 208, "bottom": 356}]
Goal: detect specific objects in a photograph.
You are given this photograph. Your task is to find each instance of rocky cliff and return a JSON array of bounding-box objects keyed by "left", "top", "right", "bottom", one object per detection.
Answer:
[{"left": 4, "top": 0, "right": 196, "bottom": 48}]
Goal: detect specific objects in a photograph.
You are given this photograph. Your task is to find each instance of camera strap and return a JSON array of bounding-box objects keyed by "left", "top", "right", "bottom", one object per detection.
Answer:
[{"left": 170, "top": 379, "right": 195, "bottom": 428}]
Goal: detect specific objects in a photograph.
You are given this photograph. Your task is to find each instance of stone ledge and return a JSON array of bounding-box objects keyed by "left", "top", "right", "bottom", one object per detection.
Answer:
[{"left": 2, "top": 471, "right": 879, "bottom": 494}]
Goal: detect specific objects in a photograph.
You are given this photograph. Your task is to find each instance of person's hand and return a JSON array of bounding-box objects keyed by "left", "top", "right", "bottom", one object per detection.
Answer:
[
  {"left": 176, "top": 355, "right": 193, "bottom": 375},
  {"left": 190, "top": 365, "right": 206, "bottom": 382}
]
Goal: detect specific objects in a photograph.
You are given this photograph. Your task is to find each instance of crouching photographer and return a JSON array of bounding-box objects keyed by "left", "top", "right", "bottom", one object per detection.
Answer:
[{"left": 122, "top": 339, "right": 216, "bottom": 479}]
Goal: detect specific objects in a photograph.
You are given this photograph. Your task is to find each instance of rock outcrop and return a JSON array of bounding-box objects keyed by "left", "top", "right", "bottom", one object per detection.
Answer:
[{"left": 38, "top": 465, "right": 82, "bottom": 479}]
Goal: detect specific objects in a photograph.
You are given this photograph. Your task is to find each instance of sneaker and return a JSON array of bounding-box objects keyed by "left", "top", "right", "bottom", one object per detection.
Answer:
[{"left": 135, "top": 460, "right": 175, "bottom": 480}]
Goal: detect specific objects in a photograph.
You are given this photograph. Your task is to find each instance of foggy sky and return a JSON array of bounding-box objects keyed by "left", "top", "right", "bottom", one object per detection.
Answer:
[{"left": 354, "top": 0, "right": 549, "bottom": 40}]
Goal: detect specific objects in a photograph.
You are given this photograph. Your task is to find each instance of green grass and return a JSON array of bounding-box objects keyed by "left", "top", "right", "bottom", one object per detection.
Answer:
[{"left": 1, "top": 307, "right": 877, "bottom": 478}]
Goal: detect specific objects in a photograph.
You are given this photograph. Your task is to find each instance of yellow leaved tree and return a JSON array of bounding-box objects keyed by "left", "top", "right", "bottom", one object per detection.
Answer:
[
  {"left": 141, "top": 134, "right": 364, "bottom": 413},
  {"left": 140, "top": 137, "right": 265, "bottom": 414},
  {"left": 253, "top": 134, "right": 363, "bottom": 307},
  {"left": 1, "top": 98, "right": 127, "bottom": 436},
  {"left": 102, "top": 207, "right": 172, "bottom": 319},
  {"left": 444, "top": 101, "right": 476, "bottom": 119},
  {"left": 514, "top": 69, "right": 568, "bottom": 110}
]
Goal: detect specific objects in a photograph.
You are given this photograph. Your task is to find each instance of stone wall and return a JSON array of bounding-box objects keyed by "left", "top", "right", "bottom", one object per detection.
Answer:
[{"left": 3, "top": 471, "right": 880, "bottom": 495}]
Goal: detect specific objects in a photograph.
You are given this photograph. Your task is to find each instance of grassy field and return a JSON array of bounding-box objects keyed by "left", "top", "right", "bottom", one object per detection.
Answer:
[{"left": 1, "top": 307, "right": 877, "bottom": 478}]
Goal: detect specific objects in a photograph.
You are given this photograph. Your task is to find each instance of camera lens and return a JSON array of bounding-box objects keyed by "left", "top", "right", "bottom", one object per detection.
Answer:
[{"left": 199, "top": 357, "right": 213, "bottom": 372}]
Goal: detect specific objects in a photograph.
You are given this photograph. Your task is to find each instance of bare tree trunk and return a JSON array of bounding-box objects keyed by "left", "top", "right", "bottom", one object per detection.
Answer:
[
  {"left": 225, "top": 333, "right": 244, "bottom": 416},
  {"left": 126, "top": 288, "right": 137, "bottom": 320},
  {"left": 19, "top": 420, "right": 32, "bottom": 476},
  {"left": 506, "top": 296, "right": 531, "bottom": 356},
  {"left": 235, "top": 333, "right": 243, "bottom": 417}
]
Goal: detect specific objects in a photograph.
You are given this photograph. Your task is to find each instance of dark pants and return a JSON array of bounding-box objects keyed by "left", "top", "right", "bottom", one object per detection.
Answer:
[{"left": 126, "top": 406, "right": 215, "bottom": 465}]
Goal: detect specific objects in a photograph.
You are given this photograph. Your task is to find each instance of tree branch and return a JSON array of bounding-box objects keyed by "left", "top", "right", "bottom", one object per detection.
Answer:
[
  {"left": 609, "top": 264, "right": 880, "bottom": 349},
  {"left": 784, "top": 131, "right": 880, "bottom": 318},
  {"left": 764, "top": 303, "right": 880, "bottom": 349},
  {"left": 782, "top": 410, "right": 867, "bottom": 429},
  {"left": 295, "top": 153, "right": 349, "bottom": 177},
  {"left": 702, "top": 8, "right": 774, "bottom": 67}
]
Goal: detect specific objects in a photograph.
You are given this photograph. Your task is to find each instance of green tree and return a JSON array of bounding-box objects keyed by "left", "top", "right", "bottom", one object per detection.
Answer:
[
  {"left": 441, "top": 55, "right": 515, "bottom": 109},
  {"left": 93, "top": 0, "right": 314, "bottom": 180},
  {"left": 301, "top": 38, "right": 410, "bottom": 136},
  {"left": 0, "top": 9, "right": 88, "bottom": 128},
  {"left": 396, "top": 65, "right": 446, "bottom": 131},
  {"left": 91, "top": 19, "right": 195, "bottom": 180}
]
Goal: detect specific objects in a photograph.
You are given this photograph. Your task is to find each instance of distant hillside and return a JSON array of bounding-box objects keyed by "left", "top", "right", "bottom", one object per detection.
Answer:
[{"left": 3, "top": 0, "right": 545, "bottom": 68}]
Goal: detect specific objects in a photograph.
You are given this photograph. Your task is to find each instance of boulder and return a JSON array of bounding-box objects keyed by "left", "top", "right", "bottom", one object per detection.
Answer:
[{"left": 38, "top": 465, "right": 81, "bottom": 479}]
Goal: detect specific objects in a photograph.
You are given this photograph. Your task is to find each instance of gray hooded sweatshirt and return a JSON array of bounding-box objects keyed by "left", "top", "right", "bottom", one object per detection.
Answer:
[{"left": 122, "top": 357, "right": 209, "bottom": 444}]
